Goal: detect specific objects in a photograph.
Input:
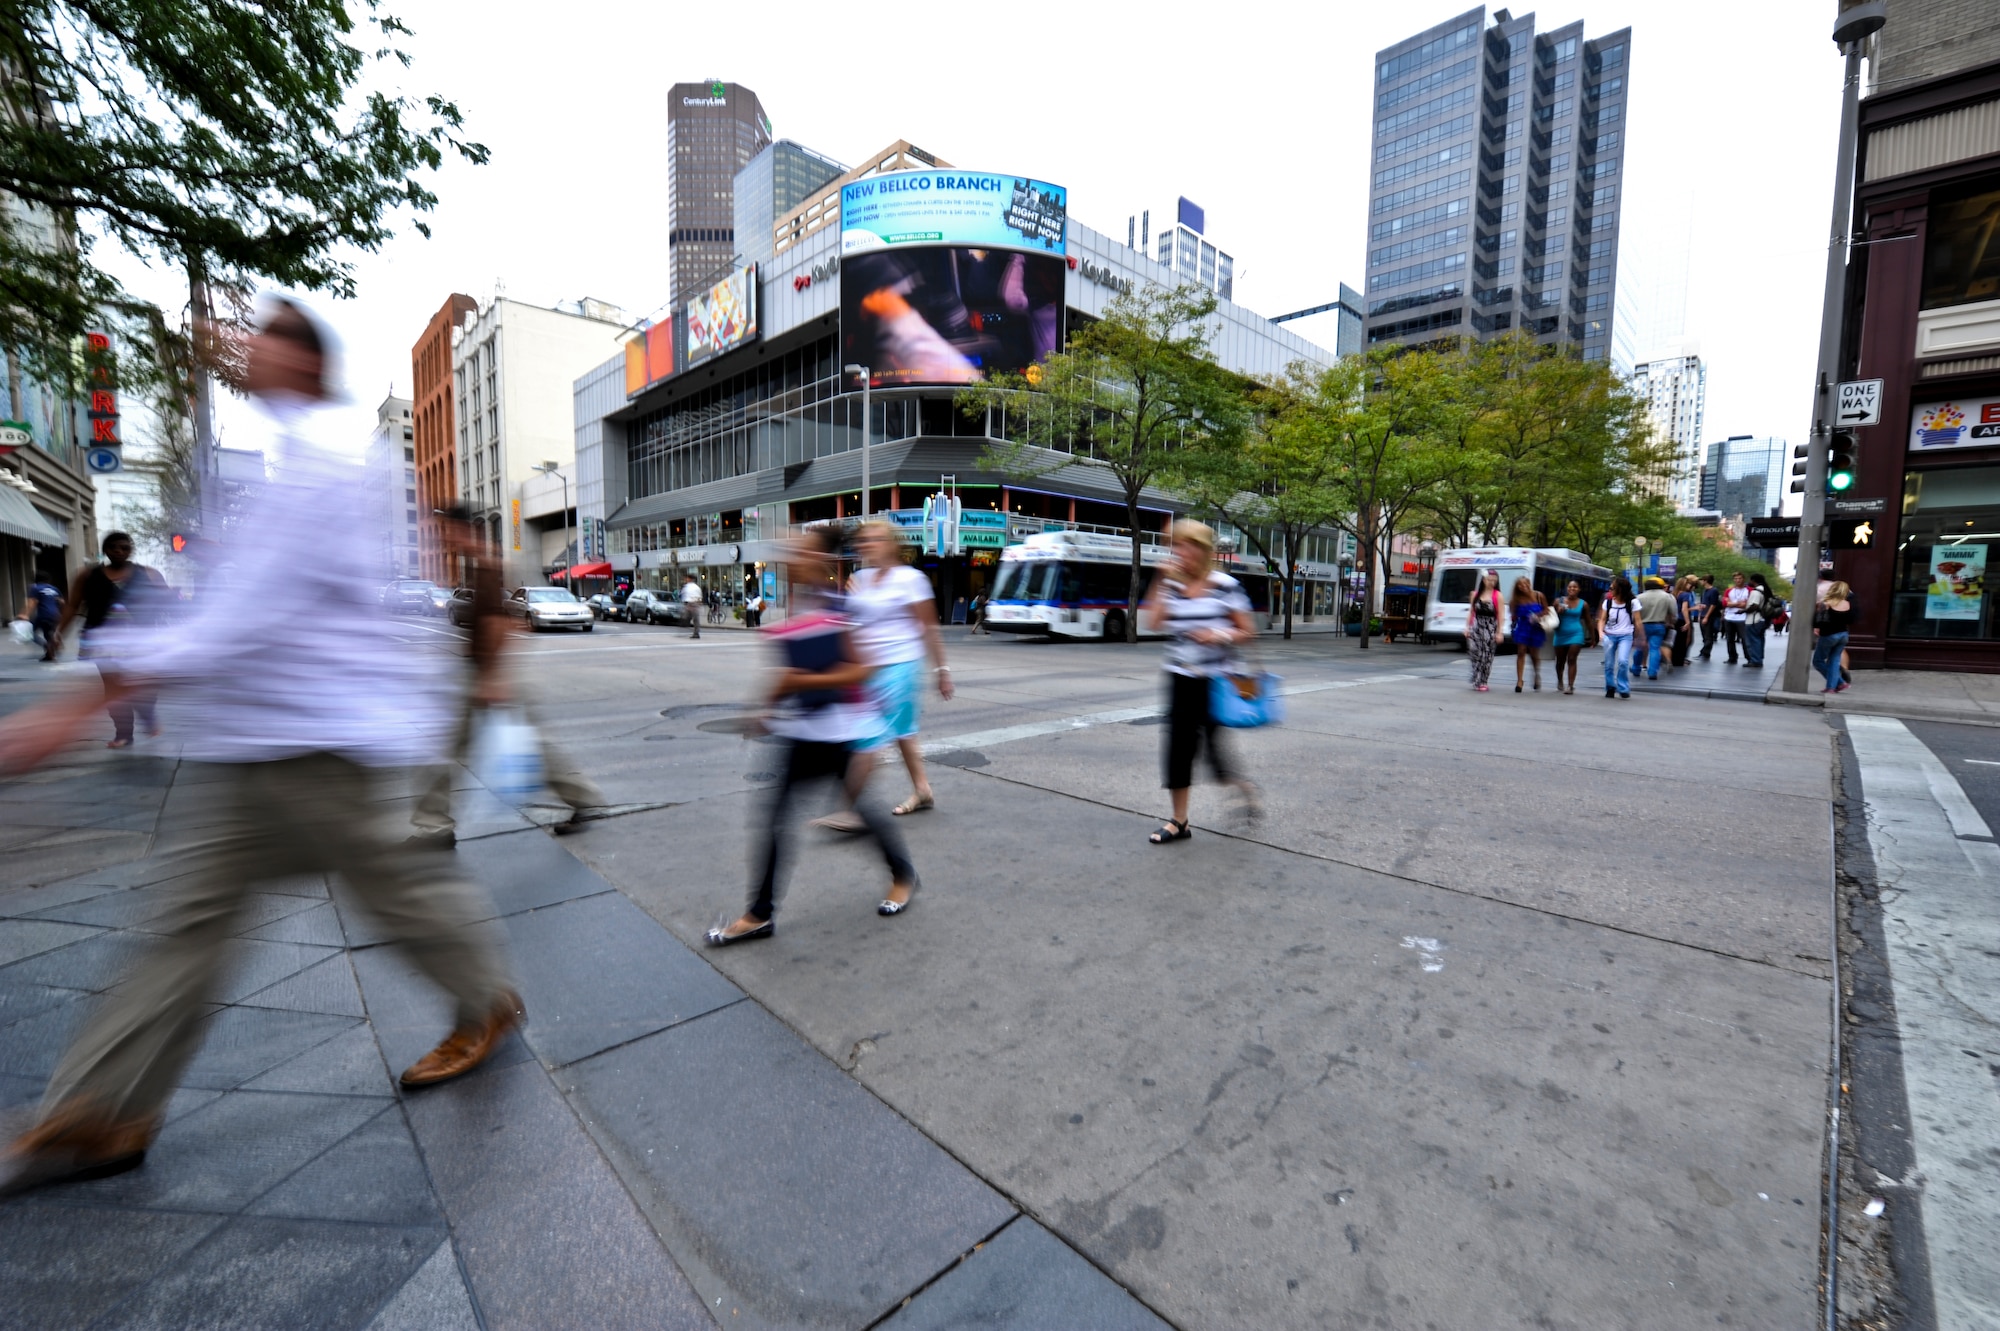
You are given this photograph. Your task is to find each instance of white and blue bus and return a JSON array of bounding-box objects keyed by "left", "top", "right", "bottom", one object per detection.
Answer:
[
  {"left": 983, "top": 529, "right": 1286, "bottom": 640},
  {"left": 1422, "top": 546, "right": 1613, "bottom": 644}
]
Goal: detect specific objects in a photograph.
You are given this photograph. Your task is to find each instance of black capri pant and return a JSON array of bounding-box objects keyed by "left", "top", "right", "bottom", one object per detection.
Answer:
[{"left": 1164, "top": 671, "right": 1235, "bottom": 790}]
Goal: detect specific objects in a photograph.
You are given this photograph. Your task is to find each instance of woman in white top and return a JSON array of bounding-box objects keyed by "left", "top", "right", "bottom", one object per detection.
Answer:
[
  {"left": 1597, "top": 575, "right": 1638, "bottom": 700},
  {"left": 847, "top": 521, "right": 954, "bottom": 816},
  {"left": 1139, "top": 520, "right": 1260, "bottom": 844}
]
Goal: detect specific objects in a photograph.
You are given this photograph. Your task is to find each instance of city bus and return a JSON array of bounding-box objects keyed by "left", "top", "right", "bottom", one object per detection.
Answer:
[
  {"left": 982, "top": 529, "right": 1279, "bottom": 640},
  {"left": 1422, "top": 547, "right": 1613, "bottom": 645}
]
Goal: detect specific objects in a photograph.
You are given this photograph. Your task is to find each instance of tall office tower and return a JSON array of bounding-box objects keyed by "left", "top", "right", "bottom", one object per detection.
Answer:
[
  {"left": 668, "top": 80, "right": 772, "bottom": 304},
  {"left": 1152, "top": 197, "right": 1235, "bottom": 301},
  {"left": 734, "top": 139, "right": 848, "bottom": 270},
  {"left": 1363, "top": 8, "right": 1630, "bottom": 362},
  {"left": 1632, "top": 350, "right": 1707, "bottom": 509},
  {"left": 1704, "top": 435, "right": 1789, "bottom": 565}
]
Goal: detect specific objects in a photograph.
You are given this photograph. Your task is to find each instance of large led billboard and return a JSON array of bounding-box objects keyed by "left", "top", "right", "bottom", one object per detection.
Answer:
[
  {"left": 840, "top": 247, "right": 1064, "bottom": 388},
  {"left": 841, "top": 171, "right": 1066, "bottom": 257},
  {"left": 687, "top": 265, "right": 757, "bottom": 367}
]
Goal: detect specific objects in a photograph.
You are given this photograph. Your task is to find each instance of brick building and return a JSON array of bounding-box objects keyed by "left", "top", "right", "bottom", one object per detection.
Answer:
[{"left": 412, "top": 293, "right": 476, "bottom": 582}]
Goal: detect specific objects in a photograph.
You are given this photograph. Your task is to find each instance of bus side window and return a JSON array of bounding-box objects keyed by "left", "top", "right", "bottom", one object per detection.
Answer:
[
  {"left": 1534, "top": 569, "right": 1568, "bottom": 604},
  {"left": 1059, "top": 566, "right": 1082, "bottom": 604}
]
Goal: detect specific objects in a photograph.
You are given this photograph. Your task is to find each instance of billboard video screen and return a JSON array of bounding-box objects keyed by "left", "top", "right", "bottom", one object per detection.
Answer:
[
  {"left": 841, "top": 247, "right": 1064, "bottom": 388},
  {"left": 687, "top": 265, "right": 757, "bottom": 368},
  {"left": 841, "top": 171, "right": 1066, "bottom": 257}
]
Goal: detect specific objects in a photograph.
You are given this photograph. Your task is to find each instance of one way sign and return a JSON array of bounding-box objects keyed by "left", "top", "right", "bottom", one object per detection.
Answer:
[{"left": 1835, "top": 378, "right": 1883, "bottom": 427}]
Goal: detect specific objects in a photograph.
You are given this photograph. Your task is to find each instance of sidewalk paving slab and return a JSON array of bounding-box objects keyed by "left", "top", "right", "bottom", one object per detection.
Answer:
[
  {"left": 877, "top": 1216, "right": 1168, "bottom": 1330},
  {"left": 564, "top": 997, "right": 1019, "bottom": 1331}
]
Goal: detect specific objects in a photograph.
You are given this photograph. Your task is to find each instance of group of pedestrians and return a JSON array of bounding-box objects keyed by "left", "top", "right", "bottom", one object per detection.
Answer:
[{"left": 1466, "top": 567, "right": 1794, "bottom": 700}]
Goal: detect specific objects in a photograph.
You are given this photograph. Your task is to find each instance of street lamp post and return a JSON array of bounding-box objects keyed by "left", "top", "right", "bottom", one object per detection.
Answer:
[
  {"left": 535, "top": 462, "right": 570, "bottom": 586},
  {"left": 1784, "top": 0, "right": 1887, "bottom": 698},
  {"left": 843, "top": 364, "right": 871, "bottom": 518}
]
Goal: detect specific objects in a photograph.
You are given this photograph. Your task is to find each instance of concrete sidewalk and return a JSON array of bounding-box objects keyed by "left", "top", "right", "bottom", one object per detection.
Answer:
[
  {"left": 1771, "top": 662, "right": 2000, "bottom": 727},
  {"left": 0, "top": 743, "right": 1164, "bottom": 1329}
]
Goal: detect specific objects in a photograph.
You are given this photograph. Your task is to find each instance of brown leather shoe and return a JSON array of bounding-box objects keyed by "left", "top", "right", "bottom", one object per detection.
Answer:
[
  {"left": 399, "top": 991, "right": 523, "bottom": 1088},
  {"left": 0, "top": 1103, "right": 155, "bottom": 1196}
]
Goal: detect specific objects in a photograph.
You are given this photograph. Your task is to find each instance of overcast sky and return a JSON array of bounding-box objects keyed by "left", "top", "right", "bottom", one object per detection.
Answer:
[{"left": 115, "top": 0, "right": 1846, "bottom": 484}]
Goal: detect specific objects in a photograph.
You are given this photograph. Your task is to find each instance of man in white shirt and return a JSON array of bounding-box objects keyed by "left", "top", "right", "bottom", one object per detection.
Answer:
[
  {"left": 1720, "top": 572, "right": 1751, "bottom": 664},
  {"left": 680, "top": 571, "right": 703, "bottom": 639},
  {"left": 0, "top": 300, "right": 519, "bottom": 1196}
]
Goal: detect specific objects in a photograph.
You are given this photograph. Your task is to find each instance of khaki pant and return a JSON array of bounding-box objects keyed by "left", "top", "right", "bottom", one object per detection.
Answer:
[
  {"left": 412, "top": 701, "right": 604, "bottom": 834},
  {"left": 41, "top": 752, "right": 510, "bottom": 1126}
]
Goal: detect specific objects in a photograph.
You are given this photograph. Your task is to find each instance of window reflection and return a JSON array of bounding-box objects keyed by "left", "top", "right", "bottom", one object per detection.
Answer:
[{"left": 1921, "top": 174, "right": 2000, "bottom": 310}]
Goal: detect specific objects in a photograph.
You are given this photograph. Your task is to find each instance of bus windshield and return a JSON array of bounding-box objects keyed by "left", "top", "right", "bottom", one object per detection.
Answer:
[
  {"left": 1024, "top": 563, "right": 1057, "bottom": 602},
  {"left": 1437, "top": 567, "right": 1526, "bottom": 603},
  {"left": 992, "top": 563, "right": 1027, "bottom": 601}
]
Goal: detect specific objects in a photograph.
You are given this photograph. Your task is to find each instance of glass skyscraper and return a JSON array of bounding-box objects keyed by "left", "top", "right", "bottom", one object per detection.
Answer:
[{"left": 1363, "top": 7, "right": 1630, "bottom": 364}]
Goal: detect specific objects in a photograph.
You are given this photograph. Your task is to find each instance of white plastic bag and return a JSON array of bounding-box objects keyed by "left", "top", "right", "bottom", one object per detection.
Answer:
[
  {"left": 10, "top": 619, "right": 34, "bottom": 646},
  {"left": 468, "top": 707, "right": 544, "bottom": 802}
]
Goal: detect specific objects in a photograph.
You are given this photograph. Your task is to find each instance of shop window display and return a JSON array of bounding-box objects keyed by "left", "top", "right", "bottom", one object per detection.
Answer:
[{"left": 1890, "top": 466, "right": 2000, "bottom": 639}]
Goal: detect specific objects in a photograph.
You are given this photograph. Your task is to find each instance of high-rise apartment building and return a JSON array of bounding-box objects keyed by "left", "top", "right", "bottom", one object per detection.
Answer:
[
  {"left": 668, "top": 81, "right": 772, "bottom": 304},
  {"left": 411, "top": 293, "right": 477, "bottom": 582},
  {"left": 1148, "top": 198, "right": 1235, "bottom": 302},
  {"left": 451, "top": 297, "right": 628, "bottom": 566},
  {"left": 363, "top": 395, "right": 417, "bottom": 578},
  {"left": 734, "top": 139, "right": 847, "bottom": 269},
  {"left": 1632, "top": 350, "right": 1707, "bottom": 510},
  {"left": 1363, "top": 7, "right": 1630, "bottom": 363}
]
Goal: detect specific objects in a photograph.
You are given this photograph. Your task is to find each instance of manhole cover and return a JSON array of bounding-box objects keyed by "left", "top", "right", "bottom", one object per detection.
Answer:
[
  {"left": 696, "top": 717, "right": 762, "bottom": 735},
  {"left": 930, "top": 749, "right": 989, "bottom": 769}
]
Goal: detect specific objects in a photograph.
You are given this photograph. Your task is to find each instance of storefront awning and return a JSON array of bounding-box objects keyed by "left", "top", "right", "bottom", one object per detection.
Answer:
[
  {"left": 558, "top": 561, "right": 613, "bottom": 580},
  {"left": 0, "top": 484, "right": 66, "bottom": 546}
]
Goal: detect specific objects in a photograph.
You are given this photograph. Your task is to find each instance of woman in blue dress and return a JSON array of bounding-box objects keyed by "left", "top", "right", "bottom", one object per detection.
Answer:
[
  {"left": 1550, "top": 579, "right": 1591, "bottom": 695},
  {"left": 1509, "top": 577, "right": 1548, "bottom": 692}
]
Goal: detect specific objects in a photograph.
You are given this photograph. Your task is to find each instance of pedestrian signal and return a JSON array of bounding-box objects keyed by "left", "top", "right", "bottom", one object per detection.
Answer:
[
  {"left": 1827, "top": 432, "right": 1857, "bottom": 493},
  {"left": 170, "top": 533, "right": 189, "bottom": 554}
]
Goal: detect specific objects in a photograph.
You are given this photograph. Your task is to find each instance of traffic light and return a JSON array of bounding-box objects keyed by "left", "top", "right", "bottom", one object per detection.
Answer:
[
  {"left": 169, "top": 533, "right": 189, "bottom": 554},
  {"left": 1827, "top": 431, "right": 1858, "bottom": 493},
  {"left": 1789, "top": 442, "right": 1810, "bottom": 494}
]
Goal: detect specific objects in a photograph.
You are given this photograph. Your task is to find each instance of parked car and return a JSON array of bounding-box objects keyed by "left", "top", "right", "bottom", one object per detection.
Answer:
[
  {"left": 445, "top": 587, "right": 475, "bottom": 628},
  {"left": 506, "top": 586, "right": 593, "bottom": 632},
  {"left": 585, "top": 593, "right": 618, "bottom": 621},
  {"left": 621, "top": 588, "right": 683, "bottom": 625},
  {"left": 379, "top": 579, "right": 438, "bottom": 615}
]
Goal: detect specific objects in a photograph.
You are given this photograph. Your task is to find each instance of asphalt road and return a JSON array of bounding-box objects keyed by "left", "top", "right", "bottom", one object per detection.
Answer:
[{"left": 500, "top": 617, "right": 1837, "bottom": 1329}]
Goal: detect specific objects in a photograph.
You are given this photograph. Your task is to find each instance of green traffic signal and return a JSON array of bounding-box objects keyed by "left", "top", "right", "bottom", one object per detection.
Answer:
[{"left": 1827, "top": 431, "right": 1858, "bottom": 494}]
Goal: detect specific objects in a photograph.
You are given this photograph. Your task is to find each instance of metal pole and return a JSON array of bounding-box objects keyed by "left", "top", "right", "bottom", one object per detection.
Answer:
[
  {"left": 845, "top": 364, "right": 870, "bottom": 517},
  {"left": 186, "top": 255, "right": 217, "bottom": 531},
  {"left": 562, "top": 471, "right": 571, "bottom": 584},
  {"left": 1785, "top": 1, "right": 1884, "bottom": 697}
]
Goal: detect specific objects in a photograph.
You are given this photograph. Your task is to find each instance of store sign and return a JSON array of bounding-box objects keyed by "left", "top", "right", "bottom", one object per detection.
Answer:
[
  {"left": 1068, "top": 255, "right": 1133, "bottom": 296},
  {"left": 793, "top": 256, "right": 840, "bottom": 292},
  {"left": 510, "top": 498, "right": 521, "bottom": 551},
  {"left": 1926, "top": 544, "right": 1986, "bottom": 620},
  {"left": 841, "top": 170, "right": 1067, "bottom": 256},
  {"left": 85, "top": 447, "right": 121, "bottom": 474},
  {"left": 1909, "top": 395, "right": 2000, "bottom": 452},
  {"left": 1745, "top": 516, "right": 1801, "bottom": 548},
  {"left": 0, "top": 419, "right": 31, "bottom": 450},
  {"left": 959, "top": 509, "right": 1008, "bottom": 549},
  {"left": 84, "top": 331, "right": 119, "bottom": 446}
]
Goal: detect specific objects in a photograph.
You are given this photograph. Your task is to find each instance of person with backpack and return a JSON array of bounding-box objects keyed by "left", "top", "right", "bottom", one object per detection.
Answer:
[
  {"left": 1696, "top": 575, "right": 1722, "bottom": 659},
  {"left": 1463, "top": 569, "right": 1503, "bottom": 692},
  {"left": 1598, "top": 576, "right": 1639, "bottom": 699},
  {"left": 1741, "top": 573, "right": 1775, "bottom": 668}
]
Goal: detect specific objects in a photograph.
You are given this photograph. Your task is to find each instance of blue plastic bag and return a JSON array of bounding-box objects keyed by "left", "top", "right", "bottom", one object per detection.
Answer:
[{"left": 1210, "top": 672, "right": 1284, "bottom": 728}]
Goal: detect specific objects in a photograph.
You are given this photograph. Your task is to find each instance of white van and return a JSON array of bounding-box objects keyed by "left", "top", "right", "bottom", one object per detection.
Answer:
[{"left": 1423, "top": 547, "right": 1612, "bottom": 644}]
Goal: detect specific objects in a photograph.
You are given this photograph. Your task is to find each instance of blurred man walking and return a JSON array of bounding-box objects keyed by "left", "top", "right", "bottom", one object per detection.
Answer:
[
  {"left": 681, "top": 571, "right": 703, "bottom": 639},
  {"left": 0, "top": 300, "right": 519, "bottom": 1196}
]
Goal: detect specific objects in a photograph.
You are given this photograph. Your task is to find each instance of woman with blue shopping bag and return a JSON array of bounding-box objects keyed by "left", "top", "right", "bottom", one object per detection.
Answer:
[{"left": 1139, "top": 520, "right": 1267, "bottom": 844}]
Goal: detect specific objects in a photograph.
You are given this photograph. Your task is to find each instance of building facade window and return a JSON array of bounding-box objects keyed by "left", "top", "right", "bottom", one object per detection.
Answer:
[
  {"left": 1921, "top": 175, "right": 2000, "bottom": 309},
  {"left": 1890, "top": 467, "right": 2000, "bottom": 640}
]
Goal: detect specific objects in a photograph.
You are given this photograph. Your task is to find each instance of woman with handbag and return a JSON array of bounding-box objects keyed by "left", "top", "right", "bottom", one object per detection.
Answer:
[
  {"left": 1510, "top": 577, "right": 1550, "bottom": 692},
  {"left": 1139, "top": 520, "right": 1261, "bottom": 844},
  {"left": 1464, "top": 570, "right": 1503, "bottom": 692}
]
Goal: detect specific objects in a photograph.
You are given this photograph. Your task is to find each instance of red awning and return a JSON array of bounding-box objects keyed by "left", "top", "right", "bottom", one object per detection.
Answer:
[{"left": 561, "top": 561, "right": 613, "bottom": 580}]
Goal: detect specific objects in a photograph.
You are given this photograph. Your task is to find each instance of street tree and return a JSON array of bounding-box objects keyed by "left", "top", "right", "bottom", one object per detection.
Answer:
[
  {"left": 1, "top": 0, "right": 487, "bottom": 388},
  {"left": 960, "top": 283, "right": 1246, "bottom": 641}
]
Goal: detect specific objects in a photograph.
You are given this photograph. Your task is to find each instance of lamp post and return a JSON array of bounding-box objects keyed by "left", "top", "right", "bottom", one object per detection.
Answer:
[
  {"left": 1785, "top": 0, "right": 1887, "bottom": 698},
  {"left": 843, "top": 364, "right": 871, "bottom": 518},
  {"left": 535, "top": 462, "right": 570, "bottom": 586}
]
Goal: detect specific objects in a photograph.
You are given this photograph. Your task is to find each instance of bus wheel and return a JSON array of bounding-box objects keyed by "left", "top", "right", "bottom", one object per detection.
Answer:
[{"left": 1104, "top": 609, "right": 1127, "bottom": 641}]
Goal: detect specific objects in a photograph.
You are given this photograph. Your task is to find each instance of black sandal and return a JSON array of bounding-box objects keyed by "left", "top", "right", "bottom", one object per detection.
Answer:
[{"left": 1149, "top": 819, "right": 1192, "bottom": 844}]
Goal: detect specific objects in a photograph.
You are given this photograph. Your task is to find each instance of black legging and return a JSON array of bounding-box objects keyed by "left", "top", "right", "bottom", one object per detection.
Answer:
[
  {"left": 746, "top": 738, "right": 914, "bottom": 923},
  {"left": 1164, "top": 672, "right": 1235, "bottom": 790}
]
